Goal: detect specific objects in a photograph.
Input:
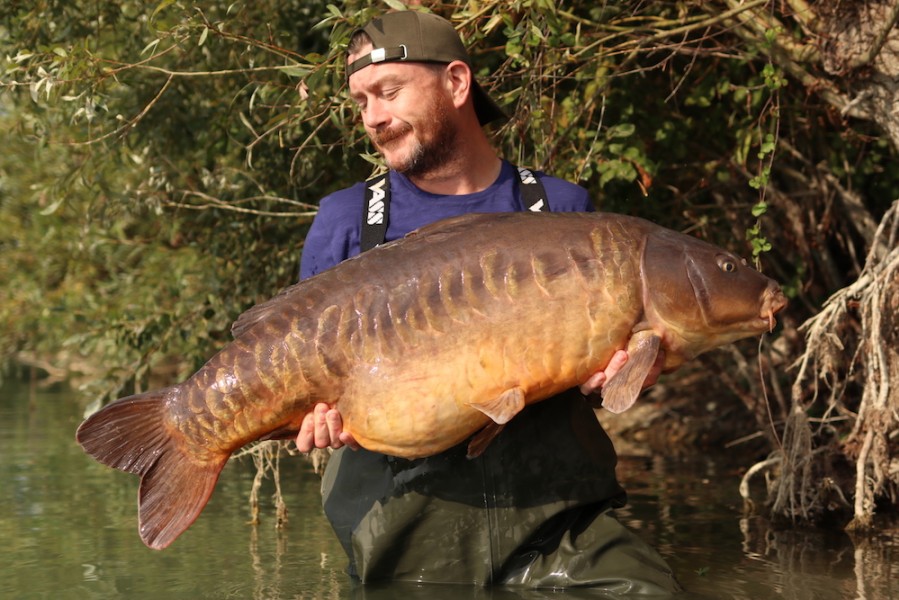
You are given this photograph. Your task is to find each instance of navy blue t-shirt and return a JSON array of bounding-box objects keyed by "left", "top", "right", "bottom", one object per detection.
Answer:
[{"left": 300, "top": 160, "right": 592, "bottom": 278}]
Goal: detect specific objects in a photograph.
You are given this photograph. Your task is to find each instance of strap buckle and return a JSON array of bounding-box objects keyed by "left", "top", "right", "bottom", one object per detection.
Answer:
[{"left": 347, "top": 45, "right": 408, "bottom": 78}]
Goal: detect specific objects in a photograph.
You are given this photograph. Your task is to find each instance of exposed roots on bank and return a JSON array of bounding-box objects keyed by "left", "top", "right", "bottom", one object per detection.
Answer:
[
  {"left": 744, "top": 200, "right": 899, "bottom": 529},
  {"left": 233, "top": 441, "right": 332, "bottom": 532},
  {"left": 234, "top": 440, "right": 294, "bottom": 529}
]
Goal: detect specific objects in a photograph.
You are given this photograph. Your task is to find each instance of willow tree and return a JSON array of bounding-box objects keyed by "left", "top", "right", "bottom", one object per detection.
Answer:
[{"left": 1, "top": 0, "right": 897, "bottom": 529}]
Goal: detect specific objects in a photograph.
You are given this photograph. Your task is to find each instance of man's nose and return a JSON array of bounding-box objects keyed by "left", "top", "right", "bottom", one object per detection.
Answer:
[{"left": 362, "top": 98, "right": 389, "bottom": 130}]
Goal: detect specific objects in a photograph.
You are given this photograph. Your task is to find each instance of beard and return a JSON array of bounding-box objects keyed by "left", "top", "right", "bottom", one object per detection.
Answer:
[{"left": 372, "top": 93, "right": 458, "bottom": 179}]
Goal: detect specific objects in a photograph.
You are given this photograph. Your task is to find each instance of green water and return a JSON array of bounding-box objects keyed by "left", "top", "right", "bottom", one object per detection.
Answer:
[{"left": 2, "top": 379, "right": 896, "bottom": 599}]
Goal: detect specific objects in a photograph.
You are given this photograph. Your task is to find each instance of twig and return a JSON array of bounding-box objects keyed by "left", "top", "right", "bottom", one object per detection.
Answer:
[
  {"left": 740, "top": 455, "right": 782, "bottom": 509},
  {"left": 846, "top": 0, "right": 899, "bottom": 70},
  {"left": 65, "top": 74, "right": 173, "bottom": 146},
  {"left": 163, "top": 191, "right": 318, "bottom": 218}
]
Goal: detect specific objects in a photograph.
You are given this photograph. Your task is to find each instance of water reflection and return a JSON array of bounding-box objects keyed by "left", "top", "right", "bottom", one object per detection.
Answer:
[
  {"left": 617, "top": 455, "right": 898, "bottom": 600},
  {"left": 0, "top": 379, "right": 348, "bottom": 600},
  {"left": 1, "top": 379, "right": 896, "bottom": 600}
]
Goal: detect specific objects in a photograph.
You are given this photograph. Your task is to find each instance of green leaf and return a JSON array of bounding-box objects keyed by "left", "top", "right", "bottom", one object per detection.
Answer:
[
  {"left": 483, "top": 14, "right": 504, "bottom": 34},
  {"left": 607, "top": 123, "right": 635, "bottom": 139},
  {"left": 39, "top": 197, "right": 65, "bottom": 216},
  {"left": 141, "top": 39, "right": 161, "bottom": 56},
  {"left": 281, "top": 65, "right": 310, "bottom": 78},
  {"left": 505, "top": 38, "right": 523, "bottom": 58},
  {"left": 749, "top": 167, "right": 770, "bottom": 190},
  {"left": 150, "top": 0, "right": 176, "bottom": 25}
]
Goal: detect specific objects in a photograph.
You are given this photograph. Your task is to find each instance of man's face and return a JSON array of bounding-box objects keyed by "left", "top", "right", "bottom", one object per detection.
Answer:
[{"left": 347, "top": 46, "right": 458, "bottom": 177}]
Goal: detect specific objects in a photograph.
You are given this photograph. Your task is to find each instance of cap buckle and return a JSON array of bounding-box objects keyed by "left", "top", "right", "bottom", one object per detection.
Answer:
[{"left": 371, "top": 45, "right": 406, "bottom": 64}]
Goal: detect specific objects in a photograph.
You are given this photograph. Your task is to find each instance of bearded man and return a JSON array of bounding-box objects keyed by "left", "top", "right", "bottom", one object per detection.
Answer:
[{"left": 296, "top": 10, "right": 679, "bottom": 593}]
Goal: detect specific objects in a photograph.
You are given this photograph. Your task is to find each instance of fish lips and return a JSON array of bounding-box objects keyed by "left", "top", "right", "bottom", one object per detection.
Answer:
[{"left": 761, "top": 286, "right": 788, "bottom": 332}]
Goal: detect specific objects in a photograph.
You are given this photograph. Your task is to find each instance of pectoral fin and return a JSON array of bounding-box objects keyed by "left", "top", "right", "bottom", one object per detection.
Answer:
[
  {"left": 465, "top": 387, "right": 525, "bottom": 458},
  {"left": 468, "top": 387, "right": 526, "bottom": 424},
  {"left": 601, "top": 332, "right": 662, "bottom": 414},
  {"left": 467, "top": 422, "right": 506, "bottom": 458}
]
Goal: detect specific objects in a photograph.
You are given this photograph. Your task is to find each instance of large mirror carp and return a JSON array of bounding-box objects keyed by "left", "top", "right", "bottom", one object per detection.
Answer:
[{"left": 76, "top": 211, "right": 787, "bottom": 549}]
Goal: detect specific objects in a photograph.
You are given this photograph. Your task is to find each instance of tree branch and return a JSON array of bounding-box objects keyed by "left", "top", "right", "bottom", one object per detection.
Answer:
[{"left": 846, "top": 0, "right": 899, "bottom": 70}]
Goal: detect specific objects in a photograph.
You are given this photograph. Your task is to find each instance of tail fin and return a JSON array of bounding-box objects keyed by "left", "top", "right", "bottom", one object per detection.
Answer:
[{"left": 75, "top": 389, "right": 228, "bottom": 550}]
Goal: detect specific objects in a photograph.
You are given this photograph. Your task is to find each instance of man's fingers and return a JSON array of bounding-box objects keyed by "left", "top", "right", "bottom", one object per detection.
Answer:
[
  {"left": 604, "top": 350, "right": 629, "bottom": 380},
  {"left": 579, "top": 370, "right": 607, "bottom": 396},
  {"left": 295, "top": 403, "right": 360, "bottom": 452},
  {"left": 326, "top": 409, "right": 344, "bottom": 450},
  {"left": 580, "top": 350, "right": 630, "bottom": 396},
  {"left": 296, "top": 411, "right": 316, "bottom": 452},
  {"left": 313, "top": 403, "right": 332, "bottom": 448},
  {"left": 339, "top": 431, "right": 361, "bottom": 451}
]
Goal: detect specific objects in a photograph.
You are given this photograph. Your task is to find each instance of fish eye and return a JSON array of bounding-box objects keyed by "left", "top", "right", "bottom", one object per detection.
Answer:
[{"left": 717, "top": 255, "right": 738, "bottom": 273}]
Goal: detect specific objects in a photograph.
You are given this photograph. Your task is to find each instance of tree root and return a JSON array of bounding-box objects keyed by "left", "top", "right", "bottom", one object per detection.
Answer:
[
  {"left": 753, "top": 200, "right": 899, "bottom": 527},
  {"left": 235, "top": 440, "right": 294, "bottom": 529}
]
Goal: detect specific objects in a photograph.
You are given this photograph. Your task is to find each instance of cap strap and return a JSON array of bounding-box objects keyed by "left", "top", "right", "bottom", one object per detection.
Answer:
[{"left": 346, "top": 45, "right": 408, "bottom": 77}]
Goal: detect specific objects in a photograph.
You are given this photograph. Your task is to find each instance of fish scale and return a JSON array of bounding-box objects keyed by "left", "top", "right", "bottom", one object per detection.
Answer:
[{"left": 76, "top": 211, "right": 787, "bottom": 550}]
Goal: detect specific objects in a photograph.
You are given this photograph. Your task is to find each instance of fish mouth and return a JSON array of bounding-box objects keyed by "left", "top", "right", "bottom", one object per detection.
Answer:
[{"left": 760, "top": 287, "right": 788, "bottom": 332}]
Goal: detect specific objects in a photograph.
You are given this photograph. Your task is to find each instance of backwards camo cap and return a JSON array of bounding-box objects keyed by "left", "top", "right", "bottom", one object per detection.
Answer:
[{"left": 346, "top": 11, "right": 506, "bottom": 125}]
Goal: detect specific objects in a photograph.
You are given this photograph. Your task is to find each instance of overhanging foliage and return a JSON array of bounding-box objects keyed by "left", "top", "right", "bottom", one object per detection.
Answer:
[{"left": 2, "top": 0, "right": 897, "bottom": 529}]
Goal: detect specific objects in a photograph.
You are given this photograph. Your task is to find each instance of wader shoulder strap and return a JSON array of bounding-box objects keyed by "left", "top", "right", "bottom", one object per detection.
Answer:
[
  {"left": 516, "top": 166, "right": 551, "bottom": 213},
  {"left": 360, "top": 172, "right": 390, "bottom": 253},
  {"left": 359, "top": 166, "right": 550, "bottom": 252}
]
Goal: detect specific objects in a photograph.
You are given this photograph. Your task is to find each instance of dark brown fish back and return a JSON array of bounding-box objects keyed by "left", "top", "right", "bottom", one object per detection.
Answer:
[{"left": 306, "top": 212, "right": 630, "bottom": 352}]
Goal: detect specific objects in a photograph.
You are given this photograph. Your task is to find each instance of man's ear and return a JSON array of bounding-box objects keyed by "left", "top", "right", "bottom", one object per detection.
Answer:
[{"left": 444, "top": 60, "right": 472, "bottom": 109}]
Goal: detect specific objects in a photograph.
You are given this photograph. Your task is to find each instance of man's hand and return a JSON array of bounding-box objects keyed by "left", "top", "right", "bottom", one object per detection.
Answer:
[
  {"left": 296, "top": 403, "right": 360, "bottom": 453},
  {"left": 579, "top": 348, "right": 665, "bottom": 397}
]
